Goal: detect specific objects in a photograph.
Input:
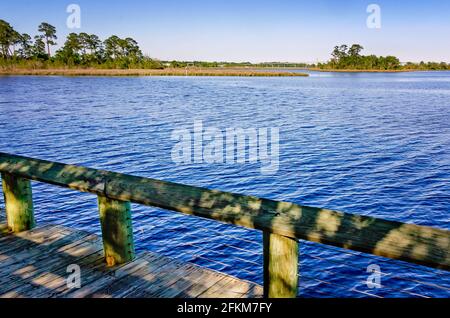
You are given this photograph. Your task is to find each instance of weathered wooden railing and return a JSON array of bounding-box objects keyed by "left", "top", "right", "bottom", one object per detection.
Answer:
[{"left": 0, "top": 152, "right": 449, "bottom": 298}]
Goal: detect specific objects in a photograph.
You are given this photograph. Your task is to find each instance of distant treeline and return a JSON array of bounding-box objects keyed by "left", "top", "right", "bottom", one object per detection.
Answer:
[
  {"left": 0, "top": 19, "right": 309, "bottom": 70},
  {"left": 1, "top": 19, "right": 449, "bottom": 71},
  {"left": 165, "top": 61, "right": 310, "bottom": 68},
  {"left": 0, "top": 19, "right": 163, "bottom": 69},
  {"left": 318, "top": 44, "right": 450, "bottom": 71}
]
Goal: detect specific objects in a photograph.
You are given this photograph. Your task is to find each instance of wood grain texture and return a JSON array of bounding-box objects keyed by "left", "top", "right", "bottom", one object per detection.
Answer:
[
  {"left": 263, "top": 231, "right": 298, "bottom": 298},
  {"left": 0, "top": 213, "right": 7, "bottom": 234},
  {"left": 1, "top": 172, "right": 35, "bottom": 232},
  {"left": 0, "top": 224, "right": 262, "bottom": 298},
  {"left": 97, "top": 196, "right": 135, "bottom": 266},
  {"left": 1, "top": 152, "right": 449, "bottom": 270}
]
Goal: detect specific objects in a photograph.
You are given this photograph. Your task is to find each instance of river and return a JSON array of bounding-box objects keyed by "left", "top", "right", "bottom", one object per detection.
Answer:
[{"left": 0, "top": 71, "right": 449, "bottom": 297}]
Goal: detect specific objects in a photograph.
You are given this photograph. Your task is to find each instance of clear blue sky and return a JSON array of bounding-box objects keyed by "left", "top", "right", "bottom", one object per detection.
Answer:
[{"left": 1, "top": 0, "right": 450, "bottom": 62}]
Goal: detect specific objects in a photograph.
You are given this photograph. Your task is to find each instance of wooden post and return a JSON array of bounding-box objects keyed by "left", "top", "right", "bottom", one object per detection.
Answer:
[
  {"left": 263, "top": 231, "right": 299, "bottom": 298},
  {"left": 1, "top": 172, "right": 35, "bottom": 233},
  {"left": 97, "top": 195, "right": 135, "bottom": 266}
]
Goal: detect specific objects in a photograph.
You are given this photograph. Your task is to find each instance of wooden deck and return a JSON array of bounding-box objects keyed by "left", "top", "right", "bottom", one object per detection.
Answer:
[
  {"left": 0, "top": 219, "right": 263, "bottom": 298},
  {"left": 2, "top": 153, "right": 449, "bottom": 298}
]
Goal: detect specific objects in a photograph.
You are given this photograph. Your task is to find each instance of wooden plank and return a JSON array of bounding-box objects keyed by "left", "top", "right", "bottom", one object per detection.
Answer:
[
  {"left": 66, "top": 252, "right": 198, "bottom": 298},
  {"left": 0, "top": 227, "right": 86, "bottom": 273},
  {"left": 175, "top": 268, "right": 230, "bottom": 298},
  {"left": 195, "top": 272, "right": 263, "bottom": 298},
  {"left": 0, "top": 250, "right": 102, "bottom": 297},
  {"left": 105, "top": 173, "right": 450, "bottom": 271},
  {"left": 0, "top": 153, "right": 106, "bottom": 195},
  {"left": 93, "top": 251, "right": 263, "bottom": 298},
  {"left": 1, "top": 152, "right": 449, "bottom": 270},
  {"left": 0, "top": 228, "right": 95, "bottom": 271},
  {"left": 154, "top": 266, "right": 208, "bottom": 298},
  {"left": 60, "top": 249, "right": 184, "bottom": 298},
  {"left": 263, "top": 231, "right": 298, "bottom": 298},
  {"left": 36, "top": 249, "right": 153, "bottom": 298},
  {"left": 24, "top": 249, "right": 106, "bottom": 298},
  {"left": 61, "top": 257, "right": 147, "bottom": 298},
  {"left": 0, "top": 226, "right": 87, "bottom": 274},
  {"left": 0, "top": 230, "right": 103, "bottom": 296},
  {"left": 240, "top": 283, "right": 264, "bottom": 298},
  {"left": 117, "top": 254, "right": 191, "bottom": 298},
  {"left": 97, "top": 196, "right": 135, "bottom": 266},
  {"left": 0, "top": 247, "right": 104, "bottom": 298},
  {"left": 124, "top": 255, "right": 199, "bottom": 298},
  {"left": 0, "top": 213, "right": 7, "bottom": 234},
  {"left": 0, "top": 225, "right": 8, "bottom": 235},
  {"left": 210, "top": 277, "right": 261, "bottom": 298},
  {"left": 22, "top": 229, "right": 135, "bottom": 298},
  {"left": 0, "top": 225, "right": 66, "bottom": 256},
  {"left": 197, "top": 276, "right": 235, "bottom": 298},
  {"left": 0, "top": 224, "right": 263, "bottom": 298},
  {"left": 1, "top": 172, "right": 34, "bottom": 232},
  {"left": 84, "top": 255, "right": 171, "bottom": 298},
  {"left": 1, "top": 235, "right": 106, "bottom": 298}
]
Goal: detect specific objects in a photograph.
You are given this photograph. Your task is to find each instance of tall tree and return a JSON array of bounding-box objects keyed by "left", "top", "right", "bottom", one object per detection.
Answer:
[
  {"left": 384, "top": 56, "right": 400, "bottom": 69},
  {"left": 54, "top": 33, "right": 81, "bottom": 64},
  {"left": 38, "top": 22, "right": 57, "bottom": 56},
  {"left": 124, "top": 37, "right": 142, "bottom": 58},
  {"left": 18, "top": 33, "right": 33, "bottom": 58},
  {"left": 65, "top": 33, "right": 82, "bottom": 53},
  {"left": 33, "top": 35, "right": 47, "bottom": 58},
  {"left": 349, "top": 44, "right": 364, "bottom": 58},
  {"left": 86, "top": 34, "right": 101, "bottom": 54},
  {"left": 0, "top": 19, "right": 16, "bottom": 58},
  {"left": 338, "top": 45, "right": 348, "bottom": 57},
  {"left": 10, "top": 30, "right": 22, "bottom": 57},
  {"left": 331, "top": 46, "right": 341, "bottom": 60},
  {"left": 104, "top": 35, "right": 120, "bottom": 60},
  {"left": 78, "top": 32, "right": 90, "bottom": 55}
]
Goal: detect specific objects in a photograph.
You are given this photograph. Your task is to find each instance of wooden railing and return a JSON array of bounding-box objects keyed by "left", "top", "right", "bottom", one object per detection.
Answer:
[{"left": 0, "top": 152, "right": 449, "bottom": 298}]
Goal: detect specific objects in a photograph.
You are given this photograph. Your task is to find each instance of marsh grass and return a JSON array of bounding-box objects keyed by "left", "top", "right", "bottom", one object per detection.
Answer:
[
  {"left": 309, "top": 68, "right": 415, "bottom": 73},
  {"left": 0, "top": 67, "right": 308, "bottom": 77}
]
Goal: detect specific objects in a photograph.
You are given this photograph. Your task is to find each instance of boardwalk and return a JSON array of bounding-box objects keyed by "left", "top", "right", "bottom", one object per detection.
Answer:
[
  {"left": 0, "top": 218, "right": 263, "bottom": 298},
  {"left": 1, "top": 153, "right": 449, "bottom": 298}
]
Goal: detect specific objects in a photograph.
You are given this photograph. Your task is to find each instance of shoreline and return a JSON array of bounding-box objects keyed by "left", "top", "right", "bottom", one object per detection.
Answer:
[
  {"left": 308, "top": 68, "right": 426, "bottom": 73},
  {"left": 0, "top": 68, "right": 309, "bottom": 77},
  {"left": 1, "top": 67, "right": 446, "bottom": 77}
]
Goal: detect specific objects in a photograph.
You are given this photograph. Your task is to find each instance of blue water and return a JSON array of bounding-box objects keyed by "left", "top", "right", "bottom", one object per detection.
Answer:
[{"left": 0, "top": 71, "right": 449, "bottom": 297}]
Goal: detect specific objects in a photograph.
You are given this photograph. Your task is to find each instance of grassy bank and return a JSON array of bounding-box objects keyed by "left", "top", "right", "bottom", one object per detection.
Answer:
[
  {"left": 0, "top": 68, "right": 309, "bottom": 77},
  {"left": 310, "top": 68, "right": 416, "bottom": 73}
]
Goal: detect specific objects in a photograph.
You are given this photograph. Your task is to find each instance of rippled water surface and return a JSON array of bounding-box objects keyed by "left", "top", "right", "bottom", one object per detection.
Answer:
[{"left": 0, "top": 72, "right": 449, "bottom": 297}]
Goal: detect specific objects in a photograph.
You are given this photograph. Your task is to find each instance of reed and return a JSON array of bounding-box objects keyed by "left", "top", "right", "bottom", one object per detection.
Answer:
[
  {"left": 310, "top": 68, "right": 415, "bottom": 73},
  {"left": 0, "top": 67, "right": 309, "bottom": 77}
]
